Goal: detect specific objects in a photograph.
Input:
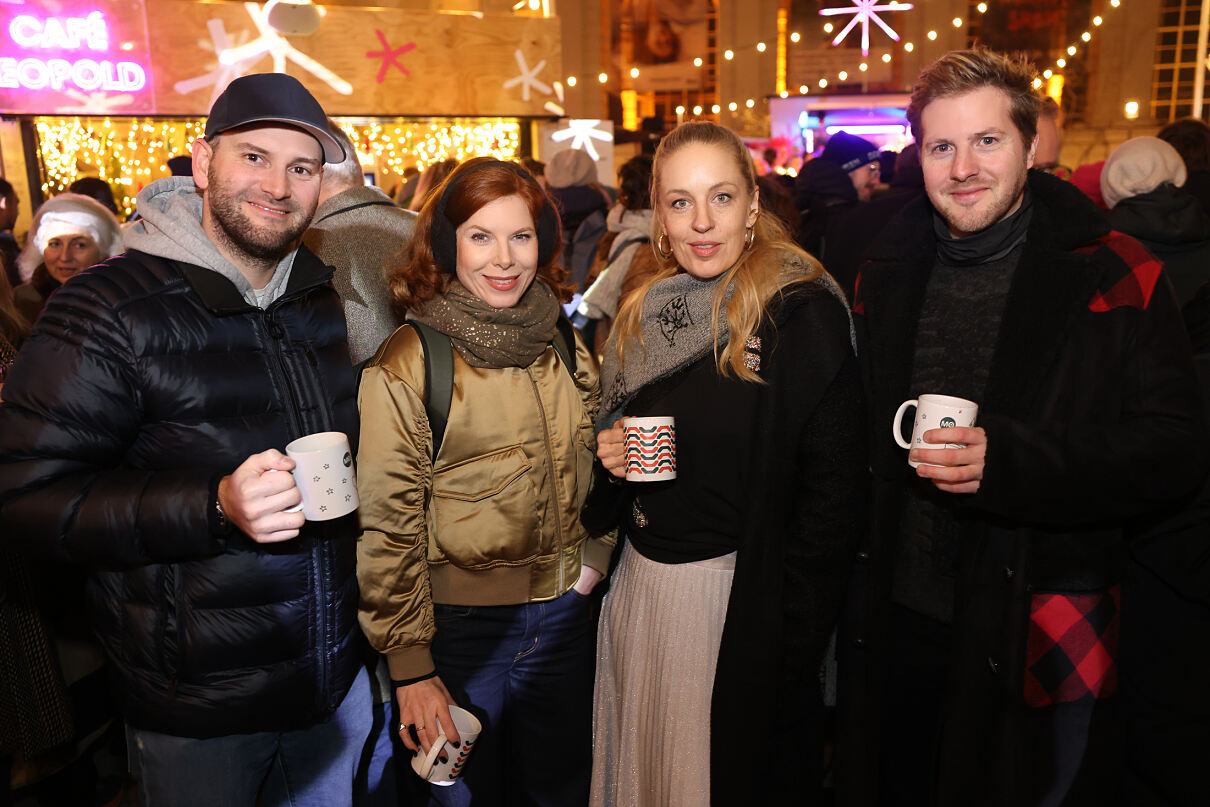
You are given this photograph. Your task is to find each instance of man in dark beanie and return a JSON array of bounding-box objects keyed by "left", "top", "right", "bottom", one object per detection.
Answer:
[
  {"left": 0, "top": 73, "right": 370, "bottom": 806},
  {"left": 822, "top": 131, "right": 883, "bottom": 202},
  {"left": 794, "top": 130, "right": 883, "bottom": 274}
]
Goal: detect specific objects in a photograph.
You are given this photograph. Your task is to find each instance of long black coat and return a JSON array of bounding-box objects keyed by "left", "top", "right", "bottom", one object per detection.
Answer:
[
  {"left": 837, "top": 171, "right": 1209, "bottom": 806},
  {"left": 0, "top": 247, "right": 363, "bottom": 738},
  {"left": 586, "top": 277, "right": 866, "bottom": 804}
]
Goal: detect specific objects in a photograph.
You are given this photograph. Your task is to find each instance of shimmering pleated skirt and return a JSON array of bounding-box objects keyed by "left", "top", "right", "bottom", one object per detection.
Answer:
[{"left": 590, "top": 542, "right": 736, "bottom": 807}]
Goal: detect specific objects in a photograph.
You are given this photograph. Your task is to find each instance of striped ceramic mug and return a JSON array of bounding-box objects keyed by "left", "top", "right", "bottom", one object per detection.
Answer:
[{"left": 623, "top": 416, "right": 677, "bottom": 482}]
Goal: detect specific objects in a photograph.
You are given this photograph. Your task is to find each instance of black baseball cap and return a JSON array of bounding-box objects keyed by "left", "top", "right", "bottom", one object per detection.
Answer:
[{"left": 205, "top": 73, "right": 345, "bottom": 164}]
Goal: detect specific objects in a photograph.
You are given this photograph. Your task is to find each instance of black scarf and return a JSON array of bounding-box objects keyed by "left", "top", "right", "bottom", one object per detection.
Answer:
[{"left": 933, "top": 188, "right": 1033, "bottom": 267}]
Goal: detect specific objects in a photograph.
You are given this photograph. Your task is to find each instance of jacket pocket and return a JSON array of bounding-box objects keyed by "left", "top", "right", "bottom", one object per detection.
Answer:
[
  {"left": 574, "top": 422, "right": 595, "bottom": 509},
  {"left": 431, "top": 445, "right": 541, "bottom": 565},
  {"left": 157, "top": 564, "right": 184, "bottom": 682},
  {"left": 1023, "top": 585, "right": 1120, "bottom": 708}
]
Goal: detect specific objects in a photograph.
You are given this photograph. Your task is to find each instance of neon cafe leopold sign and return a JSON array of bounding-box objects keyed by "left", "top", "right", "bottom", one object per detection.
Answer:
[{"left": 0, "top": 11, "right": 146, "bottom": 93}]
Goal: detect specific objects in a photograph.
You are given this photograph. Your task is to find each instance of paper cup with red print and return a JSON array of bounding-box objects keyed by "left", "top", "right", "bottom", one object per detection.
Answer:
[
  {"left": 623, "top": 416, "right": 676, "bottom": 482},
  {"left": 284, "top": 432, "right": 358, "bottom": 520},
  {"left": 411, "top": 705, "right": 482, "bottom": 786},
  {"left": 892, "top": 394, "right": 979, "bottom": 469}
]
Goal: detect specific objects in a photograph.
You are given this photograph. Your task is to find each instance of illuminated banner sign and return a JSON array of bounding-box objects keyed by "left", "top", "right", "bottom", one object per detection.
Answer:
[{"left": 0, "top": 1, "right": 153, "bottom": 114}]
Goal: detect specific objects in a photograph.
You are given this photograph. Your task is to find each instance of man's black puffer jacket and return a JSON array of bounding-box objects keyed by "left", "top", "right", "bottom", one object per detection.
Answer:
[{"left": 0, "top": 247, "right": 361, "bottom": 738}]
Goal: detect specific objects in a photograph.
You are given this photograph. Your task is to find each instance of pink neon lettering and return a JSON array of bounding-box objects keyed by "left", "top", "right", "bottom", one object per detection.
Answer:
[
  {"left": 7, "top": 11, "right": 109, "bottom": 51},
  {"left": 72, "top": 59, "right": 101, "bottom": 91},
  {"left": 47, "top": 58, "right": 70, "bottom": 89},
  {"left": 0, "top": 56, "right": 145, "bottom": 91},
  {"left": 17, "top": 58, "right": 47, "bottom": 89},
  {"left": 9, "top": 16, "right": 41, "bottom": 48},
  {"left": 118, "top": 62, "right": 144, "bottom": 90}
]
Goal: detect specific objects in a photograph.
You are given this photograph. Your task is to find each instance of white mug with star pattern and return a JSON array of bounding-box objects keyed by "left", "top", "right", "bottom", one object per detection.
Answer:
[{"left": 285, "top": 432, "right": 359, "bottom": 520}]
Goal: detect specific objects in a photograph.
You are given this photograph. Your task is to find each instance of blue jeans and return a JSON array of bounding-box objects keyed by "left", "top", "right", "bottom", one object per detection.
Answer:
[
  {"left": 127, "top": 666, "right": 372, "bottom": 807},
  {"left": 428, "top": 589, "right": 594, "bottom": 807}
]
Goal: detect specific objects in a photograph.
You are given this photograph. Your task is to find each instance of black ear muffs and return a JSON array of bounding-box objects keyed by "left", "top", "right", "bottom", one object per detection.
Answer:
[{"left": 429, "top": 160, "right": 561, "bottom": 274}]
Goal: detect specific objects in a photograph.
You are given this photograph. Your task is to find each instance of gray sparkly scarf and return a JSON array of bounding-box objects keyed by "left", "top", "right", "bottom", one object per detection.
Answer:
[
  {"left": 412, "top": 279, "right": 559, "bottom": 369},
  {"left": 598, "top": 271, "right": 733, "bottom": 428}
]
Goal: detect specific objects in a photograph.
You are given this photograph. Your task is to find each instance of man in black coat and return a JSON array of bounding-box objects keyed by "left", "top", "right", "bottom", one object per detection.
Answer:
[
  {"left": 838, "top": 49, "right": 1209, "bottom": 807},
  {"left": 0, "top": 74, "right": 370, "bottom": 806}
]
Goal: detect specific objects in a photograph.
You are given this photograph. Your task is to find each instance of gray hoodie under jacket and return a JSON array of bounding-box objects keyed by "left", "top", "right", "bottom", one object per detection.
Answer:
[{"left": 124, "top": 177, "right": 297, "bottom": 308}]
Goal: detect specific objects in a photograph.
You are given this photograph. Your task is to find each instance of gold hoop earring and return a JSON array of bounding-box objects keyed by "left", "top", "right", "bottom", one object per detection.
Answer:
[
  {"left": 656, "top": 231, "right": 673, "bottom": 259},
  {"left": 744, "top": 226, "right": 755, "bottom": 251}
]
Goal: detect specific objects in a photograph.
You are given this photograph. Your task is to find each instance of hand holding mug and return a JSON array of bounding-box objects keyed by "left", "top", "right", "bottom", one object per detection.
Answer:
[
  {"left": 912, "top": 426, "right": 987, "bottom": 494},
  {"left": 217, "top": 449, "right": 305, "bottom": 543},
  {"left": 396, "top": 676, "right": 460, "bottom": 760},
  {"left": 398, "top": 678, "right": 482, "bottom": 786},
  {"left": 596, "top": 421, "right": 626, "bottom": 479}
]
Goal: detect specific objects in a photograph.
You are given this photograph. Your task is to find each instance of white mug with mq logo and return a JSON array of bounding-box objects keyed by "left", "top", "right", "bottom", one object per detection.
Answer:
[{"left": 892, "top": 395, "right": 979, "bottom": 469}]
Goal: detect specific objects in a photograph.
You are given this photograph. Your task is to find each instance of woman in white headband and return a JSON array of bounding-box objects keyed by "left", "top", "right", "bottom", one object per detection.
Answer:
[{"left": 13, "top": 192, "right": 123, "bottom": 324}]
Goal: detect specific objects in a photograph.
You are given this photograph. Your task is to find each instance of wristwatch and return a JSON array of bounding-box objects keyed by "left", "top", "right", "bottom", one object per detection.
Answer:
[{"left": 215, "top": 496, "right": 232, "bottom": 532}]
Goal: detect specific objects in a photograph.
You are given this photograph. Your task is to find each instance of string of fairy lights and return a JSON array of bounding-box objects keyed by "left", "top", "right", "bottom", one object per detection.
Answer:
[
  {"left": 566, "top": 0, "right": 1128, "bottom": 115},
  {"left": 34, "top": 117, "right": 521, "bottom": 218}
]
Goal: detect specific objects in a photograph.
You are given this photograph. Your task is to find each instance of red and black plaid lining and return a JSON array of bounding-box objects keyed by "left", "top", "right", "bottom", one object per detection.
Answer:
[
  {"left": 1024, "top": 585, "right": 1120, "bottom": 708},
  {"left": 1081, "top": 231, "right": 1163, "bottom": 312}
]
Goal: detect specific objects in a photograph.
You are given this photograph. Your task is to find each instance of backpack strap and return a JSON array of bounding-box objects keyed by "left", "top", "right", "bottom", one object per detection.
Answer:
[
  {"left": 553, "top": 315, "right": 578, "bottom": 376},
  {"left": 407, "top": 321, "right": 454, "bottom": 458}
]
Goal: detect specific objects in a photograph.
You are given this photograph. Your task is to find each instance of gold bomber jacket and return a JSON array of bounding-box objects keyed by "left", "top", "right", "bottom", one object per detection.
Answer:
[{"left": 355, "top": 324, "right": 614, "bottom": 681}]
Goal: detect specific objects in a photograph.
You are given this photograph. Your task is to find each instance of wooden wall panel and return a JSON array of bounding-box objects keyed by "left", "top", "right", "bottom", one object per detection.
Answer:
[{"left": 145, "top": 1, "right": 563, "bottom": 117}]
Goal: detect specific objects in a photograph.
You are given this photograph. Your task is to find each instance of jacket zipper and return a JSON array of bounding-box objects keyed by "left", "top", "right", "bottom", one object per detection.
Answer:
[
  {"left": 528, "top": 365, "right": 566, "bottom": 593},
  {"left": 263, "top": 307, "right": 304, "bottom": 435},
  {"left": 263, "top": 301, "right": 331, "bottom": 712}
]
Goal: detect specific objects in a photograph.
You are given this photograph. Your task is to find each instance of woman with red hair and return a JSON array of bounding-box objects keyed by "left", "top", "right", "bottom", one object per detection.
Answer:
[{"left": 356, "top": 158, "right": 612, "bottom": 805}]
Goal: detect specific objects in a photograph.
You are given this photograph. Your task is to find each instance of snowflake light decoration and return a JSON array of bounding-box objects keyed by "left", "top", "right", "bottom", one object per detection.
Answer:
[
  {"left": 55, "top": 89, "right": 136, "bottom": 115},
  {"left": 550, "top": 120, "right": 612, "bottom": 162},
  {"left": 819, "top": 0, "right": 914, "bottom": 57},
  {"left": 502, "top": 49, "right": 552, "bottom": 103},
  {"left": 173, "top": 19, "right": 259, "bottom": 105},
  {"left": 216, "top": 2, "right": 352, "bottom": 95}
]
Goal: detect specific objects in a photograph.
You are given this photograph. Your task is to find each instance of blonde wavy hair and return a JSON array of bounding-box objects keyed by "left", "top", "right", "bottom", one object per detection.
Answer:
[{"left": 611, "top": 121, "right": 823, "bottom": 382}]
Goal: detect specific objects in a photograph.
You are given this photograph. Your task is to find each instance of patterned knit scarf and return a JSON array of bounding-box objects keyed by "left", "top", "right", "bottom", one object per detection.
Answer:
[
  {"left": 412, "top": 278, "right": 560, "bottom": 369},
  {"left": 598, "top": 271, "right": 733, "bottom": 428},
  {"left": 598, "top": 252, "right": 852, "bottom": 428}
]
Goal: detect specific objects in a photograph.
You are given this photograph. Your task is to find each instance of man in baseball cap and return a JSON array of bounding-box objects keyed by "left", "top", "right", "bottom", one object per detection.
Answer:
[{"left": 0, "top": 73, "right": 370, "bottom": 805}]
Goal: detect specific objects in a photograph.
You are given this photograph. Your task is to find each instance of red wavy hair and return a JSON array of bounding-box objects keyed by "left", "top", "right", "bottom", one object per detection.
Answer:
[{"left": 388, "top": 158, "right": 568, "bottom": 314}]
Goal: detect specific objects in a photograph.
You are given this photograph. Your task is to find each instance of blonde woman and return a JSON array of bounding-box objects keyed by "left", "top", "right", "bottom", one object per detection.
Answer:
[{"left": 589, "top": 121, "right": 865, "bottom": 805}]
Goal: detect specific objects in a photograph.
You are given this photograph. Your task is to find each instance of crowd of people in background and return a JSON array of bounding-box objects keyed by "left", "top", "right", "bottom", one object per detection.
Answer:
[{"left": 0, "top": 46, "right": 1208, "bottom": 807}]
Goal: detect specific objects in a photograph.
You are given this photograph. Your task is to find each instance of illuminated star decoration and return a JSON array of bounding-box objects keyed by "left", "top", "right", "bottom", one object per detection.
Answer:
[
  {"left": 366, "top": 30, "right": 416, "bottom": 84},
  {"left": 550, "top": 120, "right": 612, "bottom": 162},
  {"left": 502, "top": 49, "right": 551, "bottom": 103},
  {"left": 819, "top": 0, "right": 914, "bottom": 57},
  {"left": 544, "top": 81, "right": 566, "bottom": 117},
  {"left": 216, "top": 2, "right": 353, "bottom": 95},
  {"left": 56, "top": 89, "right": 136, "bottom": 115},
  {"left": 173, "top": 19, "right": 259, "bottom": 105}
]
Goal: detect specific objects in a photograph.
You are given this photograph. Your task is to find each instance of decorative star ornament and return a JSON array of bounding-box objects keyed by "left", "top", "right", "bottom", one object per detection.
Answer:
[
  {"left": 550, "top": 119, "right": 612, "bottom": 161},
  {"left": 366, "top": 30, "right": 416, "bottom": 84},
  {"left": 819, "top": 0, "right": 914, "bottom": 57},
  {"left": 502, "top": 49, "right": 552, "bottom": 102}
]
